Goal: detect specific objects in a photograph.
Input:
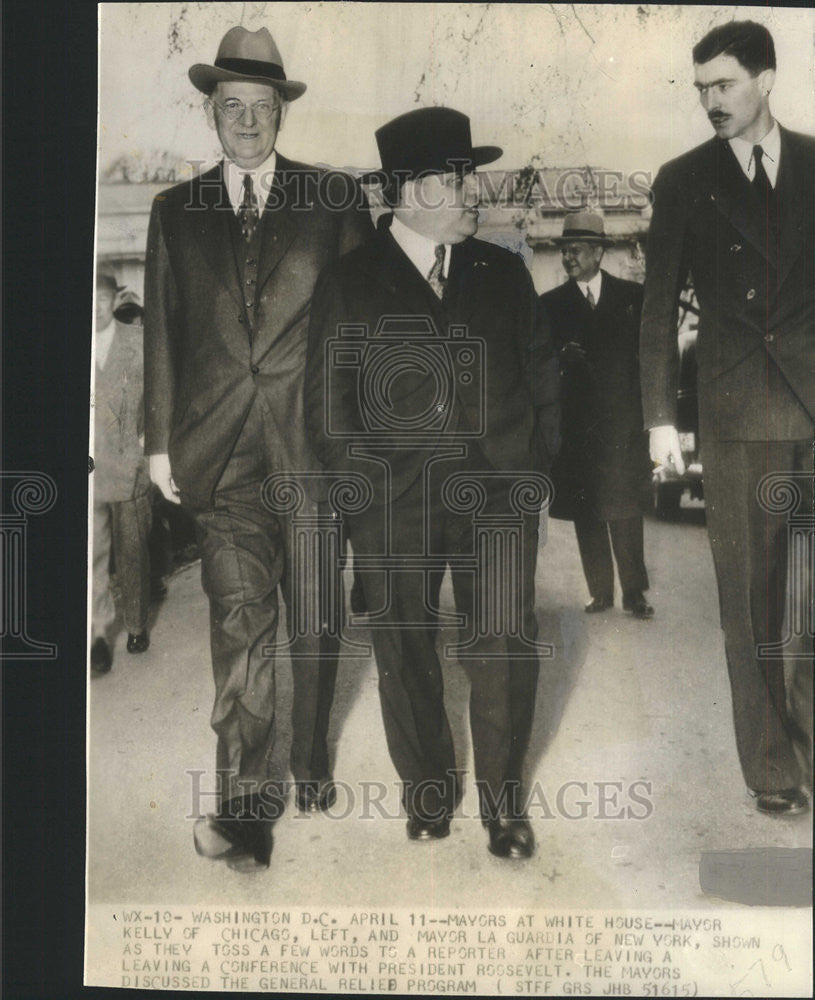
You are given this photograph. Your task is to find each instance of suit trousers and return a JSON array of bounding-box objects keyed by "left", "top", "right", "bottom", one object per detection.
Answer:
[
  {"left": 348, "top": 456, "right": 540, "bottom": 822},
  {"left": 189, "top": 398, "right": 338, "bottom": 810},
  {"left": 703, "top": 439, "right": 813, "bottom": 793},
  {"left": 92, "top": 493, "right": 152, "bottom": 636},
  {"left": 573, "top": 515, "right": 649, "bottom": 601}
]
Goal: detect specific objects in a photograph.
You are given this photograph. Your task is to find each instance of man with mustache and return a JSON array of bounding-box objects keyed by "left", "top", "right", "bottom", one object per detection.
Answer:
[{"left": 641, "top": 20, "right": 814, "bottom": 815}]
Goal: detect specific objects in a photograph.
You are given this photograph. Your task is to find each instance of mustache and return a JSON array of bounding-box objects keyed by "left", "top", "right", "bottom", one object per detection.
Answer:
[{"left": 708, "top": 112, "right": 730, "bottom": 122}]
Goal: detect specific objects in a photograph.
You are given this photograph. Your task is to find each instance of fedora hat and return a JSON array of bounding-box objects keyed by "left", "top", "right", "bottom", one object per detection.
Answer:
[
  {"left": 362, "top": 107, "right": 502, "bottom": 199},
  {"left": 553, "top": 210, "right": 614, "bottom": 247},
  {"left": 189, "top": 26, "right": 306, "bottom": 101}
]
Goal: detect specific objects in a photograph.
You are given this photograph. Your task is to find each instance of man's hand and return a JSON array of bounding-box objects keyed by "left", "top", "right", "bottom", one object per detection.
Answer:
[
  {"left": 560, "top": 340, "right": 587, "bottom": 363},
  {"left": 149, "top": 452, "right": 181, "bottom": 504},
  {"left": 649, "top": 424, "right": 686, "bottom": 477}
]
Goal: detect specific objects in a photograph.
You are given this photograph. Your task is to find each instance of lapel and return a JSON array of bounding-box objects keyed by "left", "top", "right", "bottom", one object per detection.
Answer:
[
  {"left": 705, "top": 138, "right": 773, "bottom": 263},
  {"left": 189, "top": 162, "right": 244, "bottom": 309},
  {"left": 254, "top": 154, "right": 304, "bottom": 295},
  {"left": 774, "top": 126, "right": 808, "bottom": 286},
  {"left": 444, "top": 238, "right": 492, "bottom": 328},
  {"left": 365, "top": 220, "right": 447, "bottom": 325}
]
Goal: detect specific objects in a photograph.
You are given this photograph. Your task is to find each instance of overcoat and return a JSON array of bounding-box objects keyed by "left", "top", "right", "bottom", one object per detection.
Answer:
[{"left": 540, "top": 272, "right": 651, "bottom": 521}]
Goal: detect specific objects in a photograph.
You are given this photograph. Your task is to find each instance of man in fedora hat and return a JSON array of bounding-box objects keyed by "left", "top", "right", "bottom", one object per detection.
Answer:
[
  {"left": 541, "top": 211, "right": 653, "bottom": 619},
  {"left": 641, "top": 21, "right": 814, "bottom": 815},
  {"left": 143, "top": 25, "right": 371, "bottom": 871},
  {"left": 91, "top": 261, "right": 154, "bottom": 674},
  {"left": 305, "top": 107, "right": 560, "bottom": 858}
]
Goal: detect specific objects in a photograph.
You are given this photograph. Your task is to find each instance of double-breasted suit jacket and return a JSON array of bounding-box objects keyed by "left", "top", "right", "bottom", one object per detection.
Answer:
[
  {"left": 143, "top": 155, "right": 371, "bottom": 806},
  {"left": 640, "top": 126, "right": 815, "bottom": 795},
  {"left": 305, "top": 221, "right": 560, "bottom": 821},
  {"left": 541, "top": 272, "right": 651, "bottom": 523}
]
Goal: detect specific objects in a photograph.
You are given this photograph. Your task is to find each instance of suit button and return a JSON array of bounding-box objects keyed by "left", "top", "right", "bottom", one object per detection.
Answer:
[
  {"left": 238, "top": 315, "right": 244, "bottom": 323},
  {"left": 246, "top": 278, "right": 255, "bottom": 285},
  {"left": 730, "top": 243, "right": 742, "bottom": 252},
  {"left": 245, "top": 300, "right": 254, "bottom": 308},
  {"left": 246, "top": 258, "right": 257, "bottom": 267},
  {"left": 746, "top": 288, "right": 756, "bottom": 300},
  {"left": 251, "top": 365, "right": 259, "bottom": 375},
  {"left": 765, "top": 333, "right": 774, "bottom": 342}
]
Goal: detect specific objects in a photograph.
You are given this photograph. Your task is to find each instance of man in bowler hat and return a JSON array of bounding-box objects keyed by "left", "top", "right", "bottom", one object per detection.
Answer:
[
  {"left": 641, "top": 21, "right": 814, "bottom": 815},
  {"left": 541, "top": 211, "right": 653, "bottom": 618},
  {"left": 305, "top": 108, "right": 560, "bottom": 858},
  {"left": 143, "top": 26, "right": 371, "bottom": 871}
]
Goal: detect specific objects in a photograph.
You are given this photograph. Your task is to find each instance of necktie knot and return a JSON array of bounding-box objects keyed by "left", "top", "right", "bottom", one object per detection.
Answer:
[
  {"left": 238, "top": 172, "right": 259, "bottom": 242},
  {"left": 427, "top": 244, "right": 447, "bottom": 299}
]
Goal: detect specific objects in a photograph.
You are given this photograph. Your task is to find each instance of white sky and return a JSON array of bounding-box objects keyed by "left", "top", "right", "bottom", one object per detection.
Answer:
[{"left": 99, "top": 3, "right": 815, "bottom": 180}]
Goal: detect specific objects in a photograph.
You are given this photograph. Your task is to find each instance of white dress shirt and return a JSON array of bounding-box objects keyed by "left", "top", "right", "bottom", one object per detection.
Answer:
[
  {"left": 224, "top": 150, "right": 277, "bottom": 215},
  {"left": 577, "top": 269, "right": 603, "bottom": 306},
  {"left": 390, "top": 214, "right": 449, "bottom": 282},
  {"left": 729, "top": 119, "right": 780, "bottom": 187}
]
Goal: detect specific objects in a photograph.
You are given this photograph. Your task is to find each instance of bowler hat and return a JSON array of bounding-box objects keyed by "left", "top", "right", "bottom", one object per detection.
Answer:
[
  {"left": 189, "top": 26, "right": 306, "bottom": 101},
  {"left": 363, "top": 107, "right": 502, "bottom": 197},
  {"left": 553, "top": 210, "right": 614, "bottom": 247}
]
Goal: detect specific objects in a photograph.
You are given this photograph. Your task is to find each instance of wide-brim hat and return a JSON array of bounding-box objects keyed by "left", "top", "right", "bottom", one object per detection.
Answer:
[
  {"left": 361, "top": 107, "right": 502, "bottom": 188},
  {"left": 189, "top": 26, "right": 306, "bottom": 101},
  {"left": 553, "top": 210, "right": 614, "bottom": 247}
]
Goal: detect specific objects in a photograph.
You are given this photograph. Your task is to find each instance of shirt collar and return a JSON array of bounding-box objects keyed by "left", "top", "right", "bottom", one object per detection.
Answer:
[
  {"left": 577, "top": 269, "right": 602, "bottom": 303},
  {"left": 224, "top": 151, "right": 277, "bottom": 215},
  {"left": 390, "top": 214, "right": 449, "bottom": 283},
  {"left": 729, "top": 119, "right": 780, "bottom": 186}
]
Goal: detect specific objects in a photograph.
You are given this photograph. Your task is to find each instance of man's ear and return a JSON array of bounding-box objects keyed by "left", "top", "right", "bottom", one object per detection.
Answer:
[
  {"left": 203, "top": 97, "right": 217, "bottom": 131},
  {"left": 757, "top": 67, "right": 776, "bottom": 97}
]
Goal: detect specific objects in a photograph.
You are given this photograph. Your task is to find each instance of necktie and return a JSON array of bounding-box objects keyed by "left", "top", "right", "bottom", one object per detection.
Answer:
[
  {"left": 752, "top": 145, "right": 772, "bottom": 199},
  {"left": 427, "top": 244, "right": 447, "bottom": 299},
  {"left": 238, "top": 173, "right": 259, "bottom": 242},
  {"left": 585, "top": 286, "right": 596, "bottom": 310}
]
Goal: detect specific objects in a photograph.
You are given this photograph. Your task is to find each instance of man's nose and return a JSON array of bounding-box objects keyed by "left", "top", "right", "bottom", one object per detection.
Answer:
[
  {"left": 700, "top": 90, "right": 715, "bottom": 111},
  {"left": 463, "top": 175, "right": 479, "bottom": 204},
  {"left": 238, "top": 103, "right": 257, "bottom": 125}
]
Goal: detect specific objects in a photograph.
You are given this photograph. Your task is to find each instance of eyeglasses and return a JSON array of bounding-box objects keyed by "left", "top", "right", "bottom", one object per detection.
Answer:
[{"left": 210, "top": 98, "right": 281, "bottom": 123}]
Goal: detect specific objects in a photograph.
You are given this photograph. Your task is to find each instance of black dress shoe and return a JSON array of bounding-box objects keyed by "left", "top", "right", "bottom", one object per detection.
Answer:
[
  {"left": 91, "top": 637, "right": 112, "bottom": 674},
  {"left": 487, "top": 816, "right": 535, "bottom": 859},
  {"left": 296, "top": 781, "right": 337, "bottom": 813},
  {"left": 754, "top": 788, "right": 809, "bottom": 816},
  {"left": 406, "top": 816, "right": 451, "bottom": 841},
  {"left": 194, "top": 795, "right": 275, "bottom": 872},
  {"left": 623, "top": 592, "right": 654, "bottom": 619},
  {"left": 584, "top": 596, "right": 613, "bottom": 613},
  {"left": 127, "top": 631, "right": 150, "bottom": 654}
]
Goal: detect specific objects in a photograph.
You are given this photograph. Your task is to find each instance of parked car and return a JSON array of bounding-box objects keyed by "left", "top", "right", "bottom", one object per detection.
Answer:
[{"left": 652, "top": 290, "right": 704, "bottom": 517}]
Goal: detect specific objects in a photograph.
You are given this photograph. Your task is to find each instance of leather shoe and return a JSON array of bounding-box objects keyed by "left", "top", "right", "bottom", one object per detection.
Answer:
[
  {"left": 406, "top": 816, "right": 450, "bottom": 841},
  {"left": 296, "top": 781, "right": 337, "bottom": 813},
  {"left": 91, "top": 637, "right": 112, "bottom": 674},
  {"left": 584, "top": 596, "right": 613, "bottom": 613},
  {"left": 623, "top": 592, "right": 654, "bottom": 619},
  {"left": 127, "top": 631, "right": 150, "bottom": 654},
  {"left": 754, "top": 788, "right": 809, "bottom": 816},
  {"left": 193, "top": 814, "right": 273, "bottom": 872},
  {"left": 487, "top": 816, "right": 535, "bottom": 859}
]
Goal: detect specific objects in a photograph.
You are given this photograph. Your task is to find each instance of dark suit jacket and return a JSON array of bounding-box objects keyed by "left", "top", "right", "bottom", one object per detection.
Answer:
[
  {"left": 540, "top": 272, "right": 651, "bottom": 521},
  {"left": 640, "top": 127, "right": 815, "bottom": 441},
  {"left": 143, "top": 155, "right": 371, "bottom": 507},
  {"left": 305, "top": 221, "right": 560, "bottom": 506},
  {"left": 94, "top": 320, "right": 151, "bottom": 504}
]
